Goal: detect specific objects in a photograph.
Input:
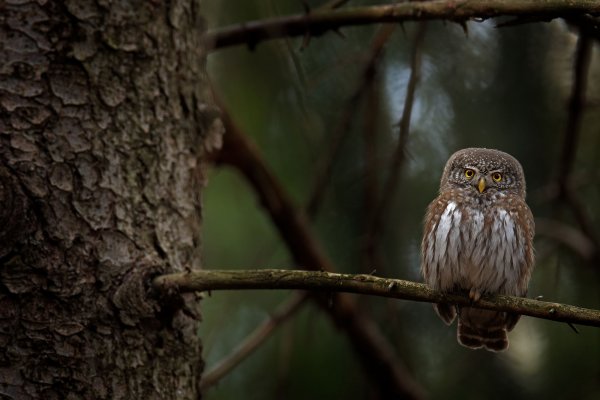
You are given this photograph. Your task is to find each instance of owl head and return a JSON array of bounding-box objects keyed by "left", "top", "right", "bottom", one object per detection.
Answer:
[{"left": 439, "top": 148, "right": 526, "bottom": 197}]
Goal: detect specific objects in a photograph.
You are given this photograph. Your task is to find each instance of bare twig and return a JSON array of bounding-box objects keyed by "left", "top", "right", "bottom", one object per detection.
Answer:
[
  {"left": 200, "top": 24, "right": 392, "bottom": 380},
  {"left": 558, "top": 34, "right": 592, "bottom": 188},
  {"left": 154, "top": 269, "right": 600, "bottom": 328},
  {"left": 318, "top": 0, "right": 352, "bottom": 11},
  {"left": 361, "top": 60, "right": 381, "bottom": 272},
  {"left": 307, "top": 25, "right": 396, "bottom": 217},
  {"left": 535, "top": 218, "right": 596, "bottom": 261},
  {"left": 363, "top": 22, "right": 426, "bottom": 271},
  {"left": 561, "top": 191, "right": 599, "bottom": 254},
  {"left": 565, "top": 15, "right": 600, "bottom": 43},
  {"left": 216, "top": 113, "right": 335, "bottom": 271},
  {"left": 556, "top": 33, "right": 600, "bottom": 262},
  {"left": 202, "top": 1, "right": 600, "bottom": 51},
  {"left": 216, "top": 110, "right": 424, "bottom": 399},
  {"left": 531, "top": 170, "right": 600, "bottom": 203},
  {"left": 380, "top": 22, "right": 425, "bottom": 219},
  {"left": 200, "top": 292, "right": 308, "bottom": 391},
  {"left": 201, "top": 24, "right": 397, "bottom": 384}
]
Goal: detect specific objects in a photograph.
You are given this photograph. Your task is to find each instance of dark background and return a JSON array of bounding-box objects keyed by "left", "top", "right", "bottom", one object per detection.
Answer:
[{"left": 201, "top": 1, "right": 600, "bottom": 399}]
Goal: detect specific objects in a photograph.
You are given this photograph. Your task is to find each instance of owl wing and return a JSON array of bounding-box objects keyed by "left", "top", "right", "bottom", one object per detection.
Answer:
[
  {"left": 421, "top": 193, "right": 462, "bottom": 325},
  {"left": 500, "top": 194, "right": 536, "bottom": 297},
  {"left": 499, "top": 194, "right": 536, "bottom": 331},
  {"left": 421, "top": 192, "right": 462, "bottom": 290}
]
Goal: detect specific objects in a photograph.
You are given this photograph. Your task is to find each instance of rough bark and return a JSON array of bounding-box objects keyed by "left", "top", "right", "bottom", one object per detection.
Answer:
[{"left": 0, "top": 1, "right": 219, "bottom": 398}]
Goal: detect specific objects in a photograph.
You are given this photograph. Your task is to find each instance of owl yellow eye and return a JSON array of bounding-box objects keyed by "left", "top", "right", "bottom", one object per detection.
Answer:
[
  {"left": 464, "top": 169, "right": 475, "bottom": 179},
  {"left": 492, "top": 172, "right": 502, "bottom": 182}
]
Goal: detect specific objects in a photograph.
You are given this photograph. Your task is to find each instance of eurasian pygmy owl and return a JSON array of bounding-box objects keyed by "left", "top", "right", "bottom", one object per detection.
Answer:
[{"left": 421, "top": 148, "right": 534, "bottom": 352}]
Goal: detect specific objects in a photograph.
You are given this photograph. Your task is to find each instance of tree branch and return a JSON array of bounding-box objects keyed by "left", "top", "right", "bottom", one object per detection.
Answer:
[
  {"left": 535, "top": 217, "right": 596, "bottom": 261},
  {"left": 199, "top": 292, "right": 308, "bottom": 391},
  {"left": 363, "top": 22, "right": 426, "bottom": 272},
  {"left": 556, "top": 33, "right": 600, "bottom": 264},
  {"left": 154, "top": 269, "right": 600, "bottom": 328},
  {"left": 215, "top": 107, "right": 425, "bottom": 399},
  {"left": 558, "top": 34, "right": 592, "bottom": 188},
  {"left": 318, "top": 0, "right": 352, "bottom": 10},
  {"left": 565, "top": 15, "right": 600, "bottom": 44},
  {"left": 307, "top": 25, "right": 395, "bottom": 218},
  {"left": 203, "top": 0, "right": 600, "bottom": 51}
]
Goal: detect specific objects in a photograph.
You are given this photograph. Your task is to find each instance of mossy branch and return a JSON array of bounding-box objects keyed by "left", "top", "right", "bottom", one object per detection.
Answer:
[
  {"left": 203, "top": 0, "right": 600, "bottom": 51},
  {"left": 154, "top": 269, "right": 600, "bottom": 328}
]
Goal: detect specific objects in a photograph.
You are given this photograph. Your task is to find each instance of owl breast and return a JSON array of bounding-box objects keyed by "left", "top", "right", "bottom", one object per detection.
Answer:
[{"left": 422, "top": 193, "right": 529, "bottom": 297}]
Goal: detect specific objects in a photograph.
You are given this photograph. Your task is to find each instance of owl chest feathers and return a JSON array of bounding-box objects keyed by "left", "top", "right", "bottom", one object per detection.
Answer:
[{"left": 422, "top": 192, "right": 531, "bottom": 296}]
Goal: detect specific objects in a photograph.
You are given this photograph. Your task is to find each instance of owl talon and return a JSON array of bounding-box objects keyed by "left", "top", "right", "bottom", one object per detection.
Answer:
[{"left": 469, "top": 288, "right": 481, "bottom": 302}]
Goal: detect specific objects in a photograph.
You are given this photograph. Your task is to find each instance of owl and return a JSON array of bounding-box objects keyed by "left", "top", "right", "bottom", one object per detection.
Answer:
[{"left": 421, "top": 148, "right": 534, "bottom": 352}]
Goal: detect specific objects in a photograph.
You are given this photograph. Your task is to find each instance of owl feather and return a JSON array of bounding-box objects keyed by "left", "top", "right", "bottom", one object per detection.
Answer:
[{"left": 421, "top": 148, "right": 535, "bottom": 352}]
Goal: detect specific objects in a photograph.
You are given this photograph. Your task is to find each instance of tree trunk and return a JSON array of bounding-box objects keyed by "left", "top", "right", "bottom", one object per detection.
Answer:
[{"left": 0, "top": 1, "right": 219, "bottom": 398}]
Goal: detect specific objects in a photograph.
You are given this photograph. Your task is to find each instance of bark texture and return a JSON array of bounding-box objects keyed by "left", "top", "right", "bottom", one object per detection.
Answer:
[
  {"left": 155, "top": 269, "right": 600, "bottom": 328},
  {"left": 0, "top": 1, "right": 219, "bottom": 398}
]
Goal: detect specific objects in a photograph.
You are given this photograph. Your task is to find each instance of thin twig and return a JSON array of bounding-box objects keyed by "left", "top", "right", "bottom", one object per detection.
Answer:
[
  {"left": 535, "top": 218, "right": 595, "bottom": 261},
  {"left": 565, "top": 15, "right": 600, "bottom": 43},
  {"left": 307, "top": 25, "right": 396, "bottom": 218},
  {"left": 201, "top": 24, "right": 396, "bottom": 384},
  {"left": 378, "top": 22, "right": 425, "bottom": 212},
  {"left": 202, "top": 1, "right": 600, "bottom": 51},
  {"left": 558, "top": 34, "right": 592, "bottom": 188},
  {"left": 204, "top": 25, "right": 396, "bottom": 381},
  {"left": 363, "top": 22, "right": 426, "bottom": 271},
  {"left": 200, "top": 292, "right": 308, "bottom": 391},
  {"left": 361, "top": 59, "right": 381, "bottom": 272},
  {"left": 562, "top": 191, "right": 599, "bottom": 254},
  {"left": 567, "top": 322, "right": 580, "bottom": 334},
  {"left": 531, "top": 170, "right": 600, "bottom": 203},
  {"left": 318, "top": 0, "right": 352, "bottom": 11},
  {"left": 556, "top": 33, "right": 600, "bottom": 262},
  {"left": 216, "top": 113, "right": 335, "bottom": 271},
  {"left": 215, "top": 109, "right": 424, "bottom": 399},
  {"left": 153, "top": 269, "right": 600, "bottom": 328}
]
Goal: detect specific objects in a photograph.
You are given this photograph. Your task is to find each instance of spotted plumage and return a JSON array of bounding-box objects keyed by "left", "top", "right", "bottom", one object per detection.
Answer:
[{"left": 421, "top": 148, "right": 534, "bottom": 351}]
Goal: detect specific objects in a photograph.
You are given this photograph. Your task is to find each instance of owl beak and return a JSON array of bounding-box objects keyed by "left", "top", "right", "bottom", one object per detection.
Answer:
[{"left": 478, "top": 178, "right": 486, "bottom": 193}]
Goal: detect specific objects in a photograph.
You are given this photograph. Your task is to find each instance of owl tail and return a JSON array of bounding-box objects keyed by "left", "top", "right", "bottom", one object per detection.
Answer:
[{"left": 457, "top": 307, "right": 509, "bottom": 352}]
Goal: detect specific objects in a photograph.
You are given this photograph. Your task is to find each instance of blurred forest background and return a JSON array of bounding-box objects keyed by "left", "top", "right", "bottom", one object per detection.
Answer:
[{"left": 200, "top": 1, "right": 600, "bottom": 399}]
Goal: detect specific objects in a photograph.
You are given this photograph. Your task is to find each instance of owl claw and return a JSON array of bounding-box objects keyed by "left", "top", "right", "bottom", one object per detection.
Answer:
[{"left": 469, "top": 288, "right": 482, "bottom": 302}]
